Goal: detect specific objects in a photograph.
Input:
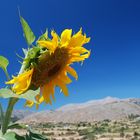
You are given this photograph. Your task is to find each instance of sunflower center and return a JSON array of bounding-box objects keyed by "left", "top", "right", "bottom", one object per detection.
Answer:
[
  {"left": 48, "top": 64, "right": 61, "bottom": 77},
  {"left": 31, "top": 48, "right": 69, "bottom": 87}
]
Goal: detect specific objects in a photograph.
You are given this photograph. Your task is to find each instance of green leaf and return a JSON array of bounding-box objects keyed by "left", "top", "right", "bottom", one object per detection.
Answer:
[
  {"left": 3, "top": 132, "right": 25, "bottom": 140},
  {"left": 20, "top": 16, "right": 36, "bottom": 46},
  {"left": 22, "top": 48, "right": 28, "bottom": 56},
  {"left": 0, "top": 130, "right": 4, "bottom": 140},
  {"left": 0, "top": 56, "right": 10, "bottom": 81},
  {"left": 0, "top": 130, "right": 47, "bottom": 140},
  {"left": 0, "top": 56, "right": 9, "bottom": 71},
  {"left": 0, "top": 88, "right": 39, "bottom": 103},
  {"left": 8, "top": 123, "right": 27, "bottom": 130},
  {"left": 3, "top": 132, "right": 17, "bottom": 140},
  {"left": 27, "top": 47, "right": 40, "bottom": 59},
  {"left": 28, "top": 130, "right": 48, "bottom": 140},
  {"left": 37, "top": 29, "right": 48, "bottom": 42}
]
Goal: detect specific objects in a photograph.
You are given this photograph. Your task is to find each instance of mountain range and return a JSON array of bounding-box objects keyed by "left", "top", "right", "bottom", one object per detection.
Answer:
[{"left": 16, "top": 97, "right": 140, "bottom": 123}]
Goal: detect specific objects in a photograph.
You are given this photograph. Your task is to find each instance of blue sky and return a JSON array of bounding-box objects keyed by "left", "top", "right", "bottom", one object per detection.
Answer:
[{"left": 0, "top": 0, "right": 140, "bottom": 110}]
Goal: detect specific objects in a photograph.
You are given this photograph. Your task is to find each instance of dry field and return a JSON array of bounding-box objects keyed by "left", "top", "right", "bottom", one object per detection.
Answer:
[{"left": 13, "top": 114, "right": 140, "bottom": 140}]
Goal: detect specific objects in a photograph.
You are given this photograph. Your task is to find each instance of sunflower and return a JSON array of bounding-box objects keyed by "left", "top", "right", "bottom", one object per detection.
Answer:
[{"left": 6, "top": 28, "right": 90, "bottom": 107}]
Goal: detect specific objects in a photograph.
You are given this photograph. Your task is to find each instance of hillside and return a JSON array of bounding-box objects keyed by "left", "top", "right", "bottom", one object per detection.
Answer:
[{"left": 17, "top": 97, "right": 140, "bottom": 123}]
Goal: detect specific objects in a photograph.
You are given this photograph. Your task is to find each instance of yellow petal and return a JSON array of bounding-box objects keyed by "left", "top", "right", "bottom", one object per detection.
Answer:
[
  {"left": 51, "top": 30, "right": 58, "bottom": 49},
  {"left": 6, "top": 69, "right": 32, "bottom": 84},
  {"left": 42, "top": 84, "right": 52, "bottom": 104},
  {"left": 38, "top": 41, "right": 55, "bottom": 52},
  {"left": 84, "top": 35, "right": 90, "bottom": 43},
  {"left": 6, "top": 69, "right": 33, "bottom": 94},
  {"left": 70, "top": 49, "right": 90, "bottom": 63},
  {"left": 61, "top": 29, "right": 72, "bottom": 45},
  {"left": 24, "top": 100, "right": 34, "bottom": 107},
  {"left": 68, "top": 28, "right": 90, "bottom": 48},
  {"left": 58, "top": 72, "right": 72, "bottom": 84},
  {"left": 65, "top": 66, "right": 78, "bottom": 80},
  {"left": 39, "top": 96, "right": 44, "bottom": 103},
  {"left": 49, "top": 82, "right": 55, "bottom": 100},
  {"left": 35, "top": 95, "right": 44, "bottom": 109},
  {"left": 24, "top": 94, "right": 42, "bottom": 109},
  {"left": 69, "top": 47, "right": 90, "bottom": 54},
  {"left": 55, "top": 79, "right": 68, "bottom": 96}
]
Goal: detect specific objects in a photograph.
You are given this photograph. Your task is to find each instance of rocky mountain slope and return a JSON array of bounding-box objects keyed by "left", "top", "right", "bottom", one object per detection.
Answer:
[
  {"left": 17, "top": 97, "right": 140, "bottom": 123},
  {"left": 12, "top": 110, "right": 34, "bottom": 122}
]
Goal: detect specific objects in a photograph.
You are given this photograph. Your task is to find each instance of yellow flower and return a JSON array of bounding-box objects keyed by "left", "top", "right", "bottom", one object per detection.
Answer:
[
  {"left": 6, "top": 69, "right": 33, "bottom": 94},
  {"left": 6, "top": 28, "right": 90, "bottom": 107}
]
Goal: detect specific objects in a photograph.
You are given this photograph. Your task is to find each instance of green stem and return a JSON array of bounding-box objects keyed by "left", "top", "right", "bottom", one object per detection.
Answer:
[
  {"left": 2, "top": 98, "right": 18, "bottom": 134},
  {"left": 0, "top": 103, "right": 4, "bottom": 128},
  {"left": 3, "top": 68, "right": 12, "bottom": 90},
  {"left": 1, "top": 50, "right": 29, "bottom": 134},
  {"left": 1, "top": 68, "right": 13, "bottom": 134},
  {"left": 3, "top": 69, "right": 10, "bottom": 81}
]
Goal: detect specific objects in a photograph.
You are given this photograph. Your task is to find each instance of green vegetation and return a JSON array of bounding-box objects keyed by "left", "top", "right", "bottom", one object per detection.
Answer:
[{"left": 12, "top": 115, "right": 140, "bottom": 140}]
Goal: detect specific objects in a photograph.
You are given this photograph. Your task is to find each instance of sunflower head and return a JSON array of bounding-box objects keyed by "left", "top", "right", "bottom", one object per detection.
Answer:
[{"left": 6, "top": 28, "right": 91, "bottom": 107}]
